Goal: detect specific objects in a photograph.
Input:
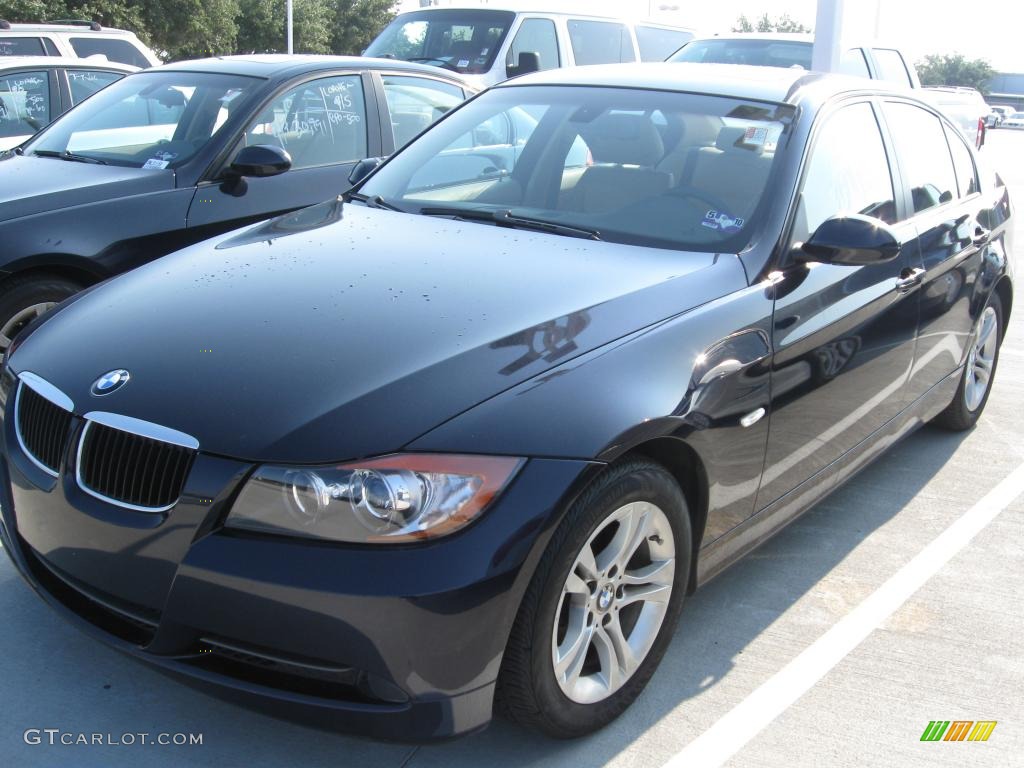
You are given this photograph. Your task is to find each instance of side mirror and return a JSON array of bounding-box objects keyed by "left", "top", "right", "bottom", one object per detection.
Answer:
[
  {"left": 229, "top": 144, "right": 292, "bottom": 179},
  {"left": 348, "top": 156, "right": 384, "bottom": 186},
  {"left": 507, "top": 51, "right": 541, "bottom": 79},
  {"left": 800, "top": 214, "right": 901, "bottom": 266}
]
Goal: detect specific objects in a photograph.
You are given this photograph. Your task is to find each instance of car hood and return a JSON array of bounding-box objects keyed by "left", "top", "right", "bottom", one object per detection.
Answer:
[
  {"left": 0, "top": 153, "right": 174, "bottom": 222},
  {"left": 12, "top": 200, "right": 742, "bottom": 463}
]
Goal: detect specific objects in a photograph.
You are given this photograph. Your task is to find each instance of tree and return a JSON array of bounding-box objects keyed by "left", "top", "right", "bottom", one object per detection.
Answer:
[
  {"left": 236, "top": 0, "right": 333, "bottom": 54},
  {"left": 917, "top": 53, "right": 995, "bottom": 95},
  {"left": 141, "top": 0, "right": 240, "bottom": 60},
  {"left": 733, "top": 13, "right": 811, "bottom": 34},
  {"left": 331, "top": 0, "right": 396, "bottom": 56}
]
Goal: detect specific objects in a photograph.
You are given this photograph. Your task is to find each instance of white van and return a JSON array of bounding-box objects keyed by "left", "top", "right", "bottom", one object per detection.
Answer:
[{"left": 363, "top": 5, "right": 698, "bottom": 88}]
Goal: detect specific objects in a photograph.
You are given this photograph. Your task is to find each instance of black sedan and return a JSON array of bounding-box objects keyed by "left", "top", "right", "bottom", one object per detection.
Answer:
[
  {"left": 0, "top": 64, "right": 1013, "bottom": 741},
  {"left": 0, "top": 54, "right": 472, "bottom": 350}
]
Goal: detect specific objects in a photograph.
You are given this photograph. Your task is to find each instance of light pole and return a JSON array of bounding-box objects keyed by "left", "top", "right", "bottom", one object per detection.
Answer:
[{"left": 286, "top": 0, "right": 294, "bottom": 54}]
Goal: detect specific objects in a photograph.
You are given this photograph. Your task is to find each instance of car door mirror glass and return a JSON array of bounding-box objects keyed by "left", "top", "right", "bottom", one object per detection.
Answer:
[
  {"left": 800, "top": 214, "right": 902, "bottom": 266},
  {"left": 507, "top": 52, "right": 541, "bottom": 79},
  {"left": 229, "top": 144, "right": 293, "bottom": 178}
]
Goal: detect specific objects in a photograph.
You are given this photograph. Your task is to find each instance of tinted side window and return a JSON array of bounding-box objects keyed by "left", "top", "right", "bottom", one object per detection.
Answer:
[
  {"left": 382, "top": 75, "right": 464, "bottom": 148},
  {"left": 945, "top": 124, "right": 979, "bottom": 197},
  {"left": 872, "top": 48, "right": 912, "bottom": 87},
  {"left": 568, "top": 20, "right": 635, "bottom": 65},
  {"left": 635, "top": 25, "right": 694, "bottom": 61},
  {"left": 67, "top": 69, "right": 124, "bottom": 105},
  {"left": 241, "top": 75, "right": 367, "bottom": 170},
  {"left": 0, "top": 37, "right": 46, "bottom": 56},
  {"left": 70, "top": 37, "right": 150, "bottom": 68},
  {"left": 840, "top": 48, "right": 870, "bottom": 78},
  {"left": 795, "top": 102, "right": 895, "bottom": 241},
  {"left": 507, "top": 18, "right": 559, "bottom": 72},
  {"left": 883, "top": 102, "right": 958, "bottom": 216},
  {"left": 0, "top": 70, "right": 50, "bottom": 139}
]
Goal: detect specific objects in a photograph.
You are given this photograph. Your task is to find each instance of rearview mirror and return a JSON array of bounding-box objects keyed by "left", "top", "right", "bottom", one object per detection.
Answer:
[
  {"left": 800, "top": 214, "right": 901, "bottom": 266},
  {"left": 507, "top": 51, "right": 541, "bottom": 79},
  {"left": 229, "top": 144, "right": 292, "bottom": 179},
  {"left": 348, "top": 156, "right": 384, "bottom": 186}
]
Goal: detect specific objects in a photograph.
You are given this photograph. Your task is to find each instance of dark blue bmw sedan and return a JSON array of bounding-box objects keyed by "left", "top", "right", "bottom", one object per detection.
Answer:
[{"left": 0, "top": 63, "right": 1013, "bottom": 741}]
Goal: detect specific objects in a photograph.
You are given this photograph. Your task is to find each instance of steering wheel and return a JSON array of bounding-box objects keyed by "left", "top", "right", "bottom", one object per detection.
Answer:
[{"left": 406, "top": 57, "right": 461, "bottom": 72}]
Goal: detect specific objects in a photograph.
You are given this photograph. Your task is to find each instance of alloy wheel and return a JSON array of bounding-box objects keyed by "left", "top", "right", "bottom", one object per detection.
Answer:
[
  {"left": 0, "top": 302, "right": 56, "bottom": 352},
  {"left": 964, "top": 305, "right": 998, "bottom": 412},
  {"left": 551, "top": 501, "right": 675, "bottom": 704}
]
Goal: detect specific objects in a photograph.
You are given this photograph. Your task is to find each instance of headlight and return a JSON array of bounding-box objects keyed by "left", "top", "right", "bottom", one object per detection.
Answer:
[{"left": 226, "top": 454, "right": 523, "bottom": 543}]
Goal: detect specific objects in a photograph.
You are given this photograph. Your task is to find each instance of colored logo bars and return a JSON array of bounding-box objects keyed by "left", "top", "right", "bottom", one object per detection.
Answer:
[{"left": 920, "top": 721, "right": 997, "bottom": 742}]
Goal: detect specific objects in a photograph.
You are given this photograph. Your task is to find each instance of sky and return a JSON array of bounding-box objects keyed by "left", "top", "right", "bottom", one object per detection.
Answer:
[{"left": 396, "top": 0, "right": 1024, "bottom": 72}]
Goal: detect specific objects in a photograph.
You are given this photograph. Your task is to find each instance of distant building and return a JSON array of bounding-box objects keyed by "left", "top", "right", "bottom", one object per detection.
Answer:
[{"left": 987, "top": 72, "right": 1024, "bottom": 109}]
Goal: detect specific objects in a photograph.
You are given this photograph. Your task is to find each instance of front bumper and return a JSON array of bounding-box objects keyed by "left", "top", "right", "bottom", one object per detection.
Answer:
[{"left": 0, "top": 397, "right": 594, "bottom": 740}]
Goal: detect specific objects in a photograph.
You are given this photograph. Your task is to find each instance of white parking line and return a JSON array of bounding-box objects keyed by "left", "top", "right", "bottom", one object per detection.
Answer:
[{"left": 663, "top": 459, "right": 1024, "bottom": 768}]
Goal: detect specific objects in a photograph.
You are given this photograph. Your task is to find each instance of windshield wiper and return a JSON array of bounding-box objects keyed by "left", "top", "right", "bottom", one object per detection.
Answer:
[
  {"left": 32, "top": 149, "right": 108, "bottom": 165},
  {"left": 420, "top": 207, "right": 601, "bottom": 241},
  {"left": 343, "top": 191, "right": 405, "bottom": 212}
]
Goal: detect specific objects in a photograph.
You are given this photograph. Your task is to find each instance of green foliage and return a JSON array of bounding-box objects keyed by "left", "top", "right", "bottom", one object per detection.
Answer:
[
  {"left": 332, "top": 0, "right": 396, "bottom": 56},
  {"left": 0, "top": 0, "right": 398, "bottom": 60},
  {"left": 917, "top": 53, "right": 996, "bottom": 95},
  {"left": 733, "top": 13, "right": 811, "bottom": 34}
]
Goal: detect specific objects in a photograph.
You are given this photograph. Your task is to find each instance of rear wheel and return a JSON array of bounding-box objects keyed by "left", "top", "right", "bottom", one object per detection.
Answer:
[
  {"left": 0, "top": 275, "right": 82, "bottom": 353},
  {"left": 933, "top": 293, "right": 1003, "bottom": 431},
  {"left": 497, "top": 461, "right": 691, "bottom": 738}
]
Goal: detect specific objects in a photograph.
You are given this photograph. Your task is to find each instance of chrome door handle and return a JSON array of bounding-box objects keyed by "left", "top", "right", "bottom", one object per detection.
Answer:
[
  {"left": 973, "top": 226, "right": 991, "bottom": 247},
  {"left": 895, "top": 268, "right": 925, "bottom": 294}
]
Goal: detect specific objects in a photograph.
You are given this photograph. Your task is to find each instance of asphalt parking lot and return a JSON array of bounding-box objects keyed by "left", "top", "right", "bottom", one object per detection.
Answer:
[{"left": 2, "top": 130, "right": 1022, "bottom": 768}]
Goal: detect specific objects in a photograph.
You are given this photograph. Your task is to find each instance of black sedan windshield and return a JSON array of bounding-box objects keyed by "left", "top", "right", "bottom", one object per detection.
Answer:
[
  {"left": 361, "top": 84, "right": 794, "bottom": 252},
  {"left": 25, "top": 71, "right": 259, "bottom": 168}
]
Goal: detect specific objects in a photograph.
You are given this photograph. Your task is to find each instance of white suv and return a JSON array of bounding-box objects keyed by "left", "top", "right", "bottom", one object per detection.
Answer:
[{"left": 0, "top": 19, "right": 159, "bottom": 68}]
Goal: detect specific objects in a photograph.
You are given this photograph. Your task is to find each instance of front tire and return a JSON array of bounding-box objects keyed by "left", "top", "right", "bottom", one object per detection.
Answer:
[
  {"left": 0, "top": 274, "right": 82, "bottom": 353},
  {"left": 497, "top": 460, "right": 692, "bottom": 738},
  {"left": 933, "top": 293, "right": 1003, "bottom": 431}
]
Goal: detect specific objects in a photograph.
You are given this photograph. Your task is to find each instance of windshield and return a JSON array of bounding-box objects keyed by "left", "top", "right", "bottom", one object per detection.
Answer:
[
  {"left": 364, "top": 9, "right": 515, "bottom": 75},
  {"left": 360, "top": 85, "right": 794, "bottom": 253},
  {"left": 671, "top": 38, "right": 812, "bottom": 70},
  {"left": 25, "top": 71, "right": 260, "bottom": 168}
]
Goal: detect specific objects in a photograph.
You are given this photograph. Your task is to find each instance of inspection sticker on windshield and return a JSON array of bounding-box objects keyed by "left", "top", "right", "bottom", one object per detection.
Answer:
[
  {"left": 457, "top": 59, "right": 470, "bottom": 68},
  {"left": 142, "top": 158, "right": 169, "bottom": 170},
  {"left": 743, "top": 126, "right": 769, "bottom": 146},
  {"left": 702, "top": 210, "right": 744, "bottom": 233}
]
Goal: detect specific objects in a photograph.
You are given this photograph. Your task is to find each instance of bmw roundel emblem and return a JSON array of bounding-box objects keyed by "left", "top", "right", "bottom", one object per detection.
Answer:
[{"left": 91, "top": 369, "right": 130, "bottom": 396}]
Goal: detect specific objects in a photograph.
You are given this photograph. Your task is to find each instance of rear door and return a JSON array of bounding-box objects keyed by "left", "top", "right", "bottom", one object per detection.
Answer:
[
  {"left": 879, "top": 100, "right": 988, "bottom": 405},
  {"left": 756, "top": 99, "right": 920, "bottom": 511},
  {"left": 186, "top": 71, "right": 381, "bottom": 232}
]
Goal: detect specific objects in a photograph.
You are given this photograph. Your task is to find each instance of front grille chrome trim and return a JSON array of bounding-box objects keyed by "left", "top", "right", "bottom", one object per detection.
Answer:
[
  {"left": 14, "top": 373, "right": 75, "bottom": 478},
  {"left": 80, "top": 412, "right": 199, "bottom": 450},
  {"left": 75, "top": 414, "right": 199, "bottom": 513}
]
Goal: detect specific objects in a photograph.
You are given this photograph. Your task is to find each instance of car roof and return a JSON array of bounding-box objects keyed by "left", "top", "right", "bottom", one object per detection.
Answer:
[
  {"left": 0, "top": 55, "right": 137, "bottom": 71},
  {"left": 498, "top": 62, "right": 905, "bottom": 106},
  {"left": 154, "top": 54, "right": 470, "bottom": 82},
  {"left": 399, "top": 5, "right": 698, "bottom": 28},
  {"left": 1, "top": 22, "right": 137, "bottom": 35}
]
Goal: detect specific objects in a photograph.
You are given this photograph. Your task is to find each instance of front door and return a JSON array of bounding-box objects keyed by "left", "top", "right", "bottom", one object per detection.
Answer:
[
  {"left": 756, "top": 99, "right": 920, "bottom": 511},
  {"left": 187, "top": 72, "right": 377, "bottom": 232}
]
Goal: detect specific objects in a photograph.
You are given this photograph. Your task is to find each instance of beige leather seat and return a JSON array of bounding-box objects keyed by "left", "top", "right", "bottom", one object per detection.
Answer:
[
  {"left": 680, "top": 126, "right": 773, "bottom": 220},
  {"left": 563, "top": 113, "right": 672, "bottom": 215}
]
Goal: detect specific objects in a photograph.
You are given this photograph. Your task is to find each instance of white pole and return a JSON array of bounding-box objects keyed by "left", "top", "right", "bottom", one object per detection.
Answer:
[
  {"left": 286, "top": 0, "right": 294, "bottom": 54},
  {"left": 811, "top": 0, "right": 845, "bottom": 73}
]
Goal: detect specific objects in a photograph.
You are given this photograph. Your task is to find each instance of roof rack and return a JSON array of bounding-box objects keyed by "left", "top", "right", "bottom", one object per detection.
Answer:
[
  {"left": 51, "top": 19, "right": 103, "bottom": 31},
  {"left": 0, "top": 19, "right": 11, "bottom": 30}
]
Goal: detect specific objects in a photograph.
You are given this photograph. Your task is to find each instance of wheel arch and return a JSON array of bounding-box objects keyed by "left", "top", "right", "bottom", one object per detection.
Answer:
[
  {"left": 994, "top": 275, "right": 1013, "bottom": 327},
  {"left": 619, "top": 437, "right": 709, "bottom": 595},
  {"left": 0, "top": 255, "right": 107, "bottom": 291}
]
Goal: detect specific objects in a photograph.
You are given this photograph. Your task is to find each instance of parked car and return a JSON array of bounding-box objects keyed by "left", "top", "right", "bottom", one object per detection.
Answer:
[
  {"left": 0, "top": 19, "right": 158, "bottom": 68},
  {"left": 923, "top": 86, "right": 989, "bottom": 148},
  {"left": 0, "top": 56, "right": 135, "bottom": 151},
  {"left": 1002, "top": 110, "right": 1024, "bottom": 129},
  {"left": 0, "top": 62, "right": 1012, "bottom": 741},
  {"left": 667, "top": 33, "right": 921, "bottom": 88},
  {"left": 985, "top": 104, "right": 1012, "bottom": 127},
  {"left": 363, "top": 5, "right": 698, "bottom": 88},
  {"left": 0, "top": 54, "right": 473, "bottom": 351}
]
